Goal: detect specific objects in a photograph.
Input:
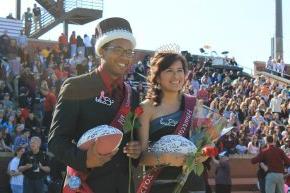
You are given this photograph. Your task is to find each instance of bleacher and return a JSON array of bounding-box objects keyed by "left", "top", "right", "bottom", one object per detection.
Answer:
[
  {"left": 0, "top": 17, "right": 23, "bottom": 38},
  {"left": 208, "top": 154, "right": 259, "bottom": 193}
]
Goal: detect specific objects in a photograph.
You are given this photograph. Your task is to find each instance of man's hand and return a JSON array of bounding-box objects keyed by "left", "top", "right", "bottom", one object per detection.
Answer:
[
  {"left": 86, "top": 141, "right": 118, "bottom": 168},
  {"left": 26, "top": 164, "right": 33, "bottom": 169},
  {"left": 123, "top": 141, "right": 142, "bottom": 159}
]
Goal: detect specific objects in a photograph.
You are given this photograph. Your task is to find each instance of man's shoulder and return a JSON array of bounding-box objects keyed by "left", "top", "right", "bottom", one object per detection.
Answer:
[{"left": 60, "top": 71, "right": 103, "bottom": 100}]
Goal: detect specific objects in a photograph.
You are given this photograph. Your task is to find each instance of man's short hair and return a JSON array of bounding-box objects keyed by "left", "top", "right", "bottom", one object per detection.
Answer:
[{"left": 266, "top": 135, "right": 274, "bottom": 143}]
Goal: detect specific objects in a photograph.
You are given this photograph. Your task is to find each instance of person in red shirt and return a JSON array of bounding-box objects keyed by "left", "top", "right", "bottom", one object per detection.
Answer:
[
  {"left": 58, "top": 33, "right": 68, "bottom": 52},
  {"left": 251, "top": 135, "right": 290, "bottom": 193},
  {"left": 40, "top": 85, "right": 56, "bottom": 135}
]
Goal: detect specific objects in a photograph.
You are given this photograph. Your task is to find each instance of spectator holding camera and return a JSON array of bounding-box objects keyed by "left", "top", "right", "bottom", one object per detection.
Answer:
[{"left": 18, "top": 136, "right": 50, "bottom": 193}]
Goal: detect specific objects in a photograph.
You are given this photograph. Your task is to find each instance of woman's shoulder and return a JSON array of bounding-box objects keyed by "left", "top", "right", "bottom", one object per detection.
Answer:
[{"left": 140, "top": 99, "right": 155, "bottom": 112}]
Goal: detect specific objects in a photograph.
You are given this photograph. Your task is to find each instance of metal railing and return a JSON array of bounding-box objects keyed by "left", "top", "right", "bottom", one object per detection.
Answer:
[
  {"left": 30, "top": 7, "right": 56, "bottom": 36},
  {"left": 64, "top": 0, "right": 103, "bottom": 12}
]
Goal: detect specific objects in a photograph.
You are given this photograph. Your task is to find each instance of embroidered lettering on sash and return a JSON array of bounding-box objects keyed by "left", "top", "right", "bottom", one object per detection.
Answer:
[
  {"left": 159, "top": 118, "right": 178, "bottom": 127},
  {"left": 95, "top": 90, "right": 114, "bottom": 106}
]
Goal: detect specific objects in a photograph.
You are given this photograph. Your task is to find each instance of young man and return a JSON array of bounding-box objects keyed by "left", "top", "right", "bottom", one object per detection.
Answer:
[
  {"left": 48, "top": 17, "right": 142, "bottom": 193},
  {"left": 251, "top": 135, "right": 290, "bottom": 193}
]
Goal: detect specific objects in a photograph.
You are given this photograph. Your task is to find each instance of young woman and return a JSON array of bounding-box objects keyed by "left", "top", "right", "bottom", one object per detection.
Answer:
[
  {"left": 247, "top": 135, "right": 260, "bottom": 154},
  {"left": 138, "top": 52, "right": 205, "bottom": 193}
]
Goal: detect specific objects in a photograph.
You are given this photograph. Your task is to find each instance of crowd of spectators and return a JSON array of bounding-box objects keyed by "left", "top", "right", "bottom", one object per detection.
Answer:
[{"left": 0, "top": 28, "right": 289, "bottom": 192}]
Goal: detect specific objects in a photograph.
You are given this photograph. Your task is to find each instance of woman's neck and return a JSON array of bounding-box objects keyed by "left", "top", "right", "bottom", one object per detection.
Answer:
[{"left": 161, "top": 92, "right": 181, "bottom": 106}]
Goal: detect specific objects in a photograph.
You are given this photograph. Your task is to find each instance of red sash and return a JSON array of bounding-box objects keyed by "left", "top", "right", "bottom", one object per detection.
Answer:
[
  {"left": 136, "top": 94, "right": 196, "bottom": 193},
  {"left": 63, "top": 83, "right": 132, "bottom": 193}
]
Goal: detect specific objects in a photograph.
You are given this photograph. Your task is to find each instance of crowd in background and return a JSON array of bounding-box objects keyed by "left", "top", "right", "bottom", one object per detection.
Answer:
[
  {"left": 0, "top": 29, "right": 289, "bottom": 193},
  {"left": 266, "top": 56, "right": 288, "bottom": 79}
]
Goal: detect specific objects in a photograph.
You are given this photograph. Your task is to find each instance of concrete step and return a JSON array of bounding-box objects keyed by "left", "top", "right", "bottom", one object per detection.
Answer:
[{"left": 208, "top": 177, "right": 259, "bottom": 191}]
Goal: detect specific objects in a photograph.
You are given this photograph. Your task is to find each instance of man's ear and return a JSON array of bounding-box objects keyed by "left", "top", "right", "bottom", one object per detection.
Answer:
[{"left": 99, "top": 48, "right": 104, "bottom": 57}]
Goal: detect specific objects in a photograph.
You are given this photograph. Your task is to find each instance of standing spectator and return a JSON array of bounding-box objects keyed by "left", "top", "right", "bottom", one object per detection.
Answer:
[
  {"left": 40, "top": 84, "right": 56, "bottom": 135},
  {"left": 280, "top": 59, "right": 285, "bottom": 77},
  {"left": 32, "top": 4, "right": 41, "bottom": 31},
  {"left": 8, "top": 147, "right": 25, "bottom": 193},
  {"left": 6, "top": 13, "right": 15, "bottom": 19},
  {"left": 266, "top": 56, "right": 273, "bottom": 72},
  {"left": 269, "top": 92, "right": 282, "bottom": 114},
  {"left": 91, "top": 34, "right": 96, "bottom": 55},
  {"left": 212, "top": 151, "right": 232, "bottom": 193},
  {"left": 22, "top": 8, "right": 33, "bottom": 36},
  {"left": 58, "top": 33, "right": 68, "bottom": 52},
  {"left": 18, "top": 136, "right": 50, "bottom": 193},
  {"left": 83, "top": 34, "right": 92, "bottom": 57},
  {"left": 69, "top": 31, "right": 77, "bottom": 57},
  {"left": 0, "top": 30, "right": 11, "bottom": 56},
  {"left": 76, "top": 35, "right": 85, "bottom": 57},
  {"left": 251, "top": 135, "right": 290, "bottom": 193}
]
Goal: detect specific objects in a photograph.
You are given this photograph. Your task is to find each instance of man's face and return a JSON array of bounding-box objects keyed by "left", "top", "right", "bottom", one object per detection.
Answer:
[
  {"left": 30, "top": 139, "right": 41, "bottom": 151},
  {"left": 100, "top": 39, "right": 134, "bottom": 79}
]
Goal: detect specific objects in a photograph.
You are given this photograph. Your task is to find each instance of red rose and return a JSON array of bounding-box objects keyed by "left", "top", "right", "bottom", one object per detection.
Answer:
[
  {"left": 202, "top": 146, "right": 219, "bottom": 157},
  {"left": 134, "top": 106, "right": 144, "bottom": 117},
  {"left": 120, "top": 106, "right": 130, "bottom": 115}
]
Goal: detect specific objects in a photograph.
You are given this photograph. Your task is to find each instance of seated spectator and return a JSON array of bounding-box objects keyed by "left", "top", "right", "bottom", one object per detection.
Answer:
[
  {"left": 6, "top": 13, "right": 15, "bottom": 19},
  {"left": 3, "top": 115, "right": 16, "bottom": 135},
  {"left": 14, "top": 128, "right": 30, "bottom": 151},
  {"left": 25, "top": 112, "right": 40, "bottom": 131},
  {"left": 251, "top": 110, "right": 266, "bottom": 126},
  {"left": 2, "top": 93, "right": 14, "bottom": 110},
  {"left": 248, "top": 121, "right": 257, "bottom": 136},
  {"left": 235, "top": 138, "right": 248, "bottom": 154},
  {"left": 0, "top": 128, "right": 12, "bottom": 151},
  {"left": 247, "top": 135, "right": 260, "bottom": 155},
  {"left": 280, "top": 137, "right": 290, "bottom": 156}
]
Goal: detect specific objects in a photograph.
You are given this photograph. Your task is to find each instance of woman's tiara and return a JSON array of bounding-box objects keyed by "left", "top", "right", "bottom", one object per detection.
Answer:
[{"left": 155, "top": 43, "right": 180, "bottom": 54}]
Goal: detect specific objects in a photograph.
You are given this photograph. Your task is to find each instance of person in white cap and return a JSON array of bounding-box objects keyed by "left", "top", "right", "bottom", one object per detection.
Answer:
[{"left": 48, "top": 17, "right": 142, "bottom": 193}]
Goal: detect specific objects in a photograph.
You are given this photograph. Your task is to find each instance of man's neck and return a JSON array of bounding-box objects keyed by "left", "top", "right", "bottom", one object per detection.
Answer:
[{"left": 31, "top": 149, "right": 39, "bottom": 154}]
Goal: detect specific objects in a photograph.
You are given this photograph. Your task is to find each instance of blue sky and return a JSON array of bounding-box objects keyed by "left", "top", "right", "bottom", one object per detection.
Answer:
[{"left": 2, "top": 0, "right": 290, "bottom": 74}]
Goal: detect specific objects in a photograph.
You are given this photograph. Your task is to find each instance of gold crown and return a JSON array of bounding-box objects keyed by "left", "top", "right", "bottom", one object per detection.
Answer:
[{"left": 155, "top": 43, "right": 180, "bottom": 54}]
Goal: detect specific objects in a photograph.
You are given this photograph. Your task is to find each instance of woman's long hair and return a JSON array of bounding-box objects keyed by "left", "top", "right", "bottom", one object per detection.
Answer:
[{"left": 146, "top": 52, "right": 187, "bottom": 106}]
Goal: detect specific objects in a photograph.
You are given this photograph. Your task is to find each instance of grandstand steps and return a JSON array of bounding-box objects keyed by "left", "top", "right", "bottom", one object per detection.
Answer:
[
  {"left": 29, "top": 7, "right": 102, "bottom": 38},
  {"left": 29, "top": 0, "right": 103, "bottom": 38},
  {"left": 35, "top": 0, "right": 59, "bottom": 17},
  {"left": 208, "top": 177, "right": 258, "bottom": 192},
  {"left": 64, "top": 7, "right": 103, "bottom": 25},
  {"left": 208, "top": 155, "right": 259, "bottom": 192},
  {"left": 30, "top": 15, "right": 61, "bottom": 38}
]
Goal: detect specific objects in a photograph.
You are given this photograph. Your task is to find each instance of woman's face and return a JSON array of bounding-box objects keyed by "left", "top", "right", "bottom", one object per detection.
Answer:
[{"left": 158, "top": 60, "right": 185, "bottom": 93}]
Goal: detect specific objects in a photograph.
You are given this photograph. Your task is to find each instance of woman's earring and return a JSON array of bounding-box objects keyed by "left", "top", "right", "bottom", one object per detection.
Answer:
[{"left": 154, "top": 84, "right": 161, "bottom": 90}]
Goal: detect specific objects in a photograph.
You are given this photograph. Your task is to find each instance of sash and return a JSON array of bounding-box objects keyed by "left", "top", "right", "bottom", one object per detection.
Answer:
[
  {"left": 63, "top": 83, "right": 132, "bottom": 193},
  {"left": 137, "top": 94, "right": 196, "bottom": 193}
]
